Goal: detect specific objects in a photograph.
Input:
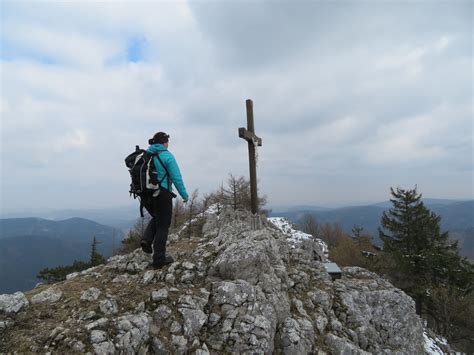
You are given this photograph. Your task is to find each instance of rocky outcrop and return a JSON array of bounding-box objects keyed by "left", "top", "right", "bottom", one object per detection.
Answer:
[
  {"left": 0, "top": 209, "right": 450, "bottom": 354},
  {"left": 31, "top": 287, "right": 63, "bottom": 304},
  {"left": 0, "top": 292, "right": 29, "bottom": 314}
]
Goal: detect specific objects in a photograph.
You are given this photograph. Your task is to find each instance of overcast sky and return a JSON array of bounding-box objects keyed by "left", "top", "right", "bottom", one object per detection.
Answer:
[{"left": 1, "top": 0, "right": 472, "bottom": 214}]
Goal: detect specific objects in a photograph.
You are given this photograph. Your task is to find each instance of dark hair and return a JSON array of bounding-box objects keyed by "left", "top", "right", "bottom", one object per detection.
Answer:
[{"left": 149, "top": 132, "right": 169, "bottom": 145}]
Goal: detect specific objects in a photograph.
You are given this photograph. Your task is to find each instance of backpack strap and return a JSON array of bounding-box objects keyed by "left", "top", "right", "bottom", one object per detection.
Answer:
[
  {"left": 140, "top": 199, "right": 145, "bottom": 218},
  {"left": 156, "top": 154, "right": 171, "bottom": 190},
  {"left": 156, "top": 155, "right": 177, "bottom": 198}
]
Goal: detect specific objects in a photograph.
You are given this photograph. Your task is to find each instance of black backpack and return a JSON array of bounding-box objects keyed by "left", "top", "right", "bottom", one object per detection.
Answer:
[{"left": 125, "top": 145, "right": 167, "bottom": 216}]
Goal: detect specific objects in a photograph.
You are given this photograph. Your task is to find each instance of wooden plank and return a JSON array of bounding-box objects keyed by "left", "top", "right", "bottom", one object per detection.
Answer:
[
  {"left": 238, "top": 128, "right": 262, "bottom": 146},
  {"left": 246, "top": 100, "right": 258, "bottom": 215}
]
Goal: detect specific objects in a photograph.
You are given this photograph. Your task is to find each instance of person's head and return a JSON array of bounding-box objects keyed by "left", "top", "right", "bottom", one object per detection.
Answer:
[{"left": 149, "top": 132, "right": 169, "bottom": 147}]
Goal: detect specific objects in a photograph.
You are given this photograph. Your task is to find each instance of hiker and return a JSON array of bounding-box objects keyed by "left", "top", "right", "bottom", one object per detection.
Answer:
[{"left": 140, "top": 131, "right": 189, "bottom": 268}]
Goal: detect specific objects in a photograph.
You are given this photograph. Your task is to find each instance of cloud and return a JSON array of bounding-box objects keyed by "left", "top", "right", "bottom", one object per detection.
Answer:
[
  {"left": 0, "top": 1, "right": 472, "bottom": 212},
  {"left": 54, "top": 129, "right": 88, "bottom": 151},
  {"left": 433, "top": 36, "right": 453, "bottom": 52},
  {"left": 2, "top": 21, "right": 121, "bottom": 67}
]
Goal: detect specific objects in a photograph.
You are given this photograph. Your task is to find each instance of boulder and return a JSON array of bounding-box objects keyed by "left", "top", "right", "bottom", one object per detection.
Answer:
[
  {"left": 90, "top": 330, "right": 108, "bottom": 344},
  {"left": 99, "top": 299, "right": 118, "bottom": 315},
  {"left": 31, "top": 288, "right": 62, "bottom": 304},
  {"left": 115, "top": 313, "right": 152, "bottom": 353},
  {"left": 151, "top": 288, "right": 169, "bottom": 302},
  {"left": 80, "top": 287, "right": 101, "bottom": 302},
  {"left": 0, "top": 292, "right": 29, "bottom": 314},
  {"left": 331, "top": 267, "right": 425, "bottom": 354}
]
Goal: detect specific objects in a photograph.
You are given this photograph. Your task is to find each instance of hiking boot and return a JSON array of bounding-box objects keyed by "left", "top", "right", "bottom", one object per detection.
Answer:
[
  {"left": 140, "top": 240, "right": 153, "bottom": 254},
  {"left": 152, "top": 255, "right": 174, "bottom": 268}
]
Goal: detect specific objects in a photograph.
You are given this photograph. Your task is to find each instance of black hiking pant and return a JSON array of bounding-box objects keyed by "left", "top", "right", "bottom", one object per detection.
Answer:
[{"left": 142, "top": 189, "right": 173, "bottom": 263}]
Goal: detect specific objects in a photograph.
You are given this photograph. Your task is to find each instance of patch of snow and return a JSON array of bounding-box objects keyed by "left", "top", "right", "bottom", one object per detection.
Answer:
[
  {"left": 204, "top": 203, "right": 221, "bottom": 216},
  {"left": 423, "top": 331, "right": 445, "bottom": 355},
  {"left": 268, "top": 217, "right": 310, "bottom": 241},
  {"left": 179, "top": 203, "right": 221, "bottom": 234},
  {"left": 269, "top": 217, "right": 329, "bottom": 258}
]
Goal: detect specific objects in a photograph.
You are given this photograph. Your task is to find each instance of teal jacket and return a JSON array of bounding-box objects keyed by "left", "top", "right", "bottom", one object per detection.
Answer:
[{"left": 147, "top": 144, "right": 189, "bottom": 201}]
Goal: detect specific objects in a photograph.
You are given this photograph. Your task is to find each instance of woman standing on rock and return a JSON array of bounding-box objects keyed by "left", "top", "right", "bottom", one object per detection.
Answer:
[{"left": 140, "top": 131, "right": 189, "bottom": 268}]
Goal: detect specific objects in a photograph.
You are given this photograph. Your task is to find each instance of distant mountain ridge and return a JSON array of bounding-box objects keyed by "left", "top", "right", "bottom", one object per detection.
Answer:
[
  {"left": 369, "top": 198, "right": 468, "bottom": 209},
  {"left": 270, "top": 200, "right": 474, "bottom": 260},
  {"left": 1, "top": 217, "right": 118, "bottom": 240},
  {"left": 2, "top": 198, "right": 470, "bottom": 232},
  {"left": 0, "top": 205, "right": 139, "bottom": 232},
  {"left": 0, "top": 217, "right": 123, "bottom": 293}
]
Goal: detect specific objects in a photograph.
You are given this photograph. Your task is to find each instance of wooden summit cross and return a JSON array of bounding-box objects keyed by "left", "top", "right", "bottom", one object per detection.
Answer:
[{"left": 238, "top": 99, "right": 262, "bottom": 215}]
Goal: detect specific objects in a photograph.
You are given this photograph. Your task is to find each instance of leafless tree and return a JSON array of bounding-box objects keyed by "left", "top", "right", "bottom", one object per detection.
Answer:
[{"left": 300, "top": 214, "right": 321, "bottom": 237}]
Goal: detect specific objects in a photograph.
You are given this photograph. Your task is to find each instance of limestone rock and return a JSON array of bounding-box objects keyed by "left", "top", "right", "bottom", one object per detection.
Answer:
[
  {"left": 212, "top": 280, "right": 256, "bottom": 306},
  {"left": 170, "top": 320, "right": 182, "bottom": 333},
  {"left": 152, "top": 337, "right": 169, "bottom": 354},
  {"left": 0, "top": 319, "right": 14, "bottom": 331},
  {"left": 90, "top": 329, "right": 107, "bottom": 344},
  {"left": 106, "top": 249, "right": 151, "bottom": 272},
  {"left": 180, "top": 270, "right": 195, "bottom": 283},
  {"left": 332, "top": 267, "right": 425, "bottom": 354},
  {"left": 182, "top": 261, "right": 196, "bottom": 270},
  {"left": 165, "top": 273, "right": 176, "bottom": 284},
  {"left": 115, "top": 313, "right": 151, "bottom": 353},
  {"left": 71, "top": 340, "right": 86, "bottom": 352},
  {"left": 175, "top": 293, "right": 209, "bottom": 337},
  {"left": 31, "top": 288, "right": 62, "bottom": 304},
  {"left": 135, "top": 301, "right": 146, "bottom": 312},
  {"left": 179, "top": 308, "right": 208, "bottom": 337},
  {"left": 205, "top": 279, "right": 277, "bottom": 353},
  {"left": 142, "top": 270, "right": 156, "bottom": 284},
  {"left": 66, "top": 272, "right": 80, "bottom": 280},
  {"left": 0, "top": 292, "right": 29, "bottom": 314},
  {"left": 80, "top": 287, "right": 101, "bottom": 301},
  {"left": 79, "top": 310, "right": 96, "bottom": 321},
  {"left": 277, "top": 317, "right": 315, "bottom": 355},
  {"left": 99, "top": 299, "right": 118, "bottom": 315},
  {"left": 86, "top": 318, "right": 109, "bottom": 330},
  {"left": 172, "top": 334, "right": 188, "bottom": 350},
  {"left": 325, "top": 333, "right": 371, "bottom": 355},
  {"left": 93, "top": 341, "right": 115, "bottom": 354},
  {"left": 66, "top": 266, "right": 100, "bottom": 280},
  {"left": 151, "top": 288, "right": 168, "bottom": 301},
  {"left": 154, "top": 305, "right": 172, "bottom": 320},
  {"left": 195, "top": 342, "right": 210, "bottom": 355}
]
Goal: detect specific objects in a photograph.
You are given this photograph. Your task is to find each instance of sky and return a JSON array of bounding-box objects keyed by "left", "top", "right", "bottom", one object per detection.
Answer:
[{"left": 0, "top": 0, "right": 472, "bottom": 214}]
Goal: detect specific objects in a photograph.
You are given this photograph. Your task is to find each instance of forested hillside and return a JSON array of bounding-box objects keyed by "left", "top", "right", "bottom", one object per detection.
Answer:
[
  {"left": 0, "top": 218, "right": 122, "bottom": 293},
  {"left": 272, "top": 200, "right": 474, "bottom": 259}
]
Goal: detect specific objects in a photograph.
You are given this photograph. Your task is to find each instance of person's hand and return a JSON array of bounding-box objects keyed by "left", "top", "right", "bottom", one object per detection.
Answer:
[{"left": 183, "top": 199, "right": 188, "bottom": 204}]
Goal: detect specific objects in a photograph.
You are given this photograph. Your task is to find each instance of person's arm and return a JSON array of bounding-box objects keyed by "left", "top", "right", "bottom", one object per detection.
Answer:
[{"left": 165, "top": 152, "right": 189, "bottom": 201}]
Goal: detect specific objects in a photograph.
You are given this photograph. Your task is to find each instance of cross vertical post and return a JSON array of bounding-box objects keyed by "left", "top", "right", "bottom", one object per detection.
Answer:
[{"left": 238, "top": 99, "right": 262, "bottom": 215}]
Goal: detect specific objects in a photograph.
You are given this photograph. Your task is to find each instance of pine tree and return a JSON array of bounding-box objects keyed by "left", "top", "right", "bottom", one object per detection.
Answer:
[
  {"left": 379, "top": 186, "right": 473, "bottom": 316},
  {"left": 90, "top": 236, "right": 106, "bottom": 266}
]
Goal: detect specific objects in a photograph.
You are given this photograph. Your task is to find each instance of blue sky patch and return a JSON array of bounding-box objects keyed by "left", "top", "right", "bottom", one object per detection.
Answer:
[
  {"left": 126, "top": 35, "right": 147, "bottom": 62},
  {"left": 0, "top": 39, "right": 58, "bottom": 65}
]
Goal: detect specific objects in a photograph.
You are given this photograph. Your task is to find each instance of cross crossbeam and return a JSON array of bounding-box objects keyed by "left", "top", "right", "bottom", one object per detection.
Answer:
[{"left": 238, "top": 128, "right": 262, "bottom": 146}]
